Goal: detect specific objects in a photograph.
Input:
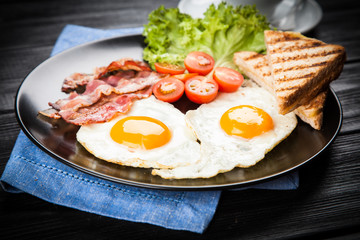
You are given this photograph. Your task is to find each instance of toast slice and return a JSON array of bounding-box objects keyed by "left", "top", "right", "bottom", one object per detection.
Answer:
[
  {"left": 264, "top": 30, "right": 345, "bottom": 114},
  {"left": 234, "top": 51, "right": 327, "bottom": 130},
  {"left": 293, "top": 90, "right": 327, "bottom": 130}
]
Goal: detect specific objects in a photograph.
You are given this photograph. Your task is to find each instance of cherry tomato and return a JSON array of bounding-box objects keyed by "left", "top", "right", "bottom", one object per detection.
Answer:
[
  {"left": 154, "top": 62, "right": 185, "bottom": 75},
  {"left": 184, "top": 76, "right": 218, "bottom": 104},
  {"left": 172, "top": 73, "right": 199, "bottom": 83},
  {"left": 213, "top": 67, "right": 244, "bottom": 92},
  {"left": 184, "top": 51, "right": 215, "bottom": 75},
  {"left": 153, "top": 77, "right": 185, "bottom": 103}
]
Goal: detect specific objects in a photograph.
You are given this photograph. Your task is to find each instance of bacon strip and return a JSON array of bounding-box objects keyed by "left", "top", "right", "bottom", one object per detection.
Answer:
[
  {"left": 97, "top": 58, "right": 151, "bottom": 79},
  {"left": 51, "top": 71, "right": 161, "bottom": 111},
  {"left": 41, "top": 58, "right": 166, "bottom": 125},
  {"left": 48, "top": 72, "right": 164, "bottom": 125},
  {"left": 57, "top": 87, "right": 153, "bottom": 125},
  {"left": 61, "top": 59, "right": 152, "bottom": 93},
  {"left": 62, "top": 73, "right": 95, "bottom": 93}
]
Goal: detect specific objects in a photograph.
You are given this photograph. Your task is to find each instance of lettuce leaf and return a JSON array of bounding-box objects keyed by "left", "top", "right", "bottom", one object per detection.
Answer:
[{"left": 143, "top": 3, "right": 271, "bottom": 70}]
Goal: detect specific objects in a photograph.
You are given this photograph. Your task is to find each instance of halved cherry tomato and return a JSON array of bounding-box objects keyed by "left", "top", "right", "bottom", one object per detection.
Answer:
[
  {"left": 154, "top": 62, "right": 185, "bottom": 75},
  {"left": 184, "top": 51, "right": 215, "bottom": 75},
  {"left": 213, "top": 67, "right": 244, "bottom": 92},
  {"left": 172, "top": 73, "right": 199, "bottom": 83},
  {"left": 184, "top": 76, "right": 218, "bottom": 104},
  {"left": 153, "top": 77, "right": 185, "bottom": 103}
]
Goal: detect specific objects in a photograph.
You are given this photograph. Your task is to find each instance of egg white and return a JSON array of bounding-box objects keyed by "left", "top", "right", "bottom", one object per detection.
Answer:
[
  {"left": 76, "top": 95, "right": 201, "bottom": 169},
  {"left": 152, "top": 80, "right": 298, "bottom": 179}
]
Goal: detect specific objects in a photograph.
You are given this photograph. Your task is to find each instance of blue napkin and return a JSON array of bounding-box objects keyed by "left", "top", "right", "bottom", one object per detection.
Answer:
[{"left": 1, "top": 24, "right": 298, "bottom": 234}]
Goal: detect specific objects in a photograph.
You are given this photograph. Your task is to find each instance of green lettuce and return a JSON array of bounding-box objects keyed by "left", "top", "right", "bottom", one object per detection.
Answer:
[{"left": 142, "top": 3, "right": 271, "bottom": 70}]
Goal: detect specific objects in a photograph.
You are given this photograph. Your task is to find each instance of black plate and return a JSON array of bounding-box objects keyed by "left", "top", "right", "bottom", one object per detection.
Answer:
[{"left": 15, "top": 34, "right": 343, "bottom": 190}]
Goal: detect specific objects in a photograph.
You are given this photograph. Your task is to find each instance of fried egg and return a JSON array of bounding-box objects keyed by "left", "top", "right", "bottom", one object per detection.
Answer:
[
  {"left": 76, "top": 96, "right": 201, "bottom": 169},
  {"left": 152, "top": 80, "right": 297, "bottom": 179}
]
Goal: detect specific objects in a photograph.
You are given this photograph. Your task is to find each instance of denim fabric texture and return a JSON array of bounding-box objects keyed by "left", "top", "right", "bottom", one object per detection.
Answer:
[{"left": 0, "top": 24, "right": 299, "bottom": 234}]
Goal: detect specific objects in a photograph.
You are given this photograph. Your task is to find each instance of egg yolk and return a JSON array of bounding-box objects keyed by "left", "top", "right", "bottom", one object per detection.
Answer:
[
  {"left": 110, "top": 116, "right": 172, "bottom": 150},
  {"left": 220, "top": 105, "right": 274, "bottom": 139}
]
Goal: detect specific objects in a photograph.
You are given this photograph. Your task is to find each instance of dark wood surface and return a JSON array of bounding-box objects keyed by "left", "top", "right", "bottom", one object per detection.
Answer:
[{"left": 1, "top": 0, "right": 360, "bottom": 239}]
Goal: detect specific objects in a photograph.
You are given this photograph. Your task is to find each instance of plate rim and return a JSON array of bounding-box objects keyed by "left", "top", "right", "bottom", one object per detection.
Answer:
[{"left": 14, "top": 34, "right": 343, "bottom": 191}]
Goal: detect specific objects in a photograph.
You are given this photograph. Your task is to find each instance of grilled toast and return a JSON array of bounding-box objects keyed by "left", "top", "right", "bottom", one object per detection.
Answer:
[
  {"left": 264, "top": 30, "right": 345, "bottom": 114},
  {"left": 234, "top": 51, "right": 327, "bottom": 130}
]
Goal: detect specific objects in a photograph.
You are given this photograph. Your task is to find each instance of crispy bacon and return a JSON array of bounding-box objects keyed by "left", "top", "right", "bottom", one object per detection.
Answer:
[
  {"left": 62, "top": 73, "right": 95, "bottom": 93},
  {"left": 97, "top": 58, "right": 151, "bottom": 79},
  {"left": 38, "top": 108, "right": 62, "bottom": 119},
  {"left": 51, "top": 71, "right": 161, "bottom": 111},
  {"left": 61, "top": 59, "right": 151, "bottom": 93},
  {"left": 56, "top": 87, "right": 153, "bottom": 125},
  {"left": 41, "top": 58, "right": 166, "bottom": 125},
  {"left": 48, "top": 72, "right": 164, "bottom": 125}
]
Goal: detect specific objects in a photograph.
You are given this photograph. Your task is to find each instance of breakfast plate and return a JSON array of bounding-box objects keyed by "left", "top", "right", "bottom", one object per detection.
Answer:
[{"left": 15, "top": 34, "right": 342, "bottom": 190}]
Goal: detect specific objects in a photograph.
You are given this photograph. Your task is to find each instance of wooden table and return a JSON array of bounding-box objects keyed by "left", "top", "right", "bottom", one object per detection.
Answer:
[{"left": 1, "top": 0, "right": 360, "bottom": 239}]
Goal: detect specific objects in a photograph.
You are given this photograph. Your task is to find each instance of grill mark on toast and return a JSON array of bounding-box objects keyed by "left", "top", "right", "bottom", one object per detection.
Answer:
[
  {"left": 243, "top": 53, "right": 263, "bottom": 61},
  {"left": 278, "top": 41, "right": 325, "bottom": 52},
  {"left": 267, "top": 36, "right": 301, "bottom": 45},
  {"left": 275, "top": 86, "right": 299, "bottom": 92},
  {"left": 273, "top": 61, "right": 328, "bottom": 74},
  {"left": 254, "top": 62, "right": 267, "bottom": 69},
  {"left": 271, "top": 49, "right": 343, "bottom": 64},
  {"left": 276, "top": 73, "right": 315, "bottom": 82}
]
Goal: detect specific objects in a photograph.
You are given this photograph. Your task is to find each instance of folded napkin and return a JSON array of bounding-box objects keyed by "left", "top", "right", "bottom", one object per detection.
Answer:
[{"left": 1, "top": 24, "right": 298, "bottom": 234}]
